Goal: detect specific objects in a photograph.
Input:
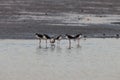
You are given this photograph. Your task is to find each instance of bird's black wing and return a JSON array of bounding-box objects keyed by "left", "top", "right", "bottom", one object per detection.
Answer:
[{"left": 44, "top": 34, "right": 51, "bottom": 39}]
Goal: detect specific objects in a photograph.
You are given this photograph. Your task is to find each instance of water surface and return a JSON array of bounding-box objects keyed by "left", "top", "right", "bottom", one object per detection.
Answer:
[{"left": 0, "top": 39, "right": 120, "bottom": 80}]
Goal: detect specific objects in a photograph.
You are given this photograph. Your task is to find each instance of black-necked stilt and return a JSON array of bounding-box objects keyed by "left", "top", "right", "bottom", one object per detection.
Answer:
[
  {"left": 50, "top": 37, "right": 56, "bottom": 48},
  {"left": 55, "top": 35, "right": 62, "bottom": 45},
  {"left": 74, "top": 33, "right": 82, "bottom": 39},
  {"left": 35, "top": 33, "right": 43, "bottom": 47},
  {"left": 65, "top": 34, "right": 75, "bottom": 49},
  {"left": 43, "top": 34, "right": 51, "bottom": 48},
  {"left": 74, "top": 33, "right": 82, "bottom": 46}
]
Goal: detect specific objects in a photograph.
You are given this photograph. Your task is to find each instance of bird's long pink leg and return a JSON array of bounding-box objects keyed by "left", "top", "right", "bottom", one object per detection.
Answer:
[
  {"left": 45, "top": 39, "right": 47, "bottom": 48},
  {"left": 78, "top": 38, "right": 80, "bottom": 45},
  {"left": 39, "top": 38, "right": 41, "bottom": 48},
  {"left": 69, "top": 39, "right": 71, "bottom": 49}
]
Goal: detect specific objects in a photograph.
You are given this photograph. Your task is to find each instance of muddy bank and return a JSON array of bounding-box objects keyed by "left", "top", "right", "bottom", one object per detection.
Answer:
[
  {"left": 0, "top": 23, "right": 120, "bottom": 39},
  {"left": 0, "top": 0, "right": 120, "bottom": 39}
]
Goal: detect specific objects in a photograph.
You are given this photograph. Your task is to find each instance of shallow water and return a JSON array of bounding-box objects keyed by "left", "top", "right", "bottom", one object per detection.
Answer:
[{"left": 0, "top": 39, "right": 120, "bottom": 80}]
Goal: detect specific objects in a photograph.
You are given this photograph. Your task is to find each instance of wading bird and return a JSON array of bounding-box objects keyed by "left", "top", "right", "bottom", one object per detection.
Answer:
[
  {"left": 65, "top": 34, "right": 75, "bottom": 49},
  {"left": 55, "top": 35, "right": 62, "bottom": 45},
  {"left": 74, "top": 33, "right": 82, "bottom": 46},
  {"left": 35, "top": 33, "right": 43, "bottom": 47},
  {"left": 43, "top": 34, "right": 51, "bottom": 48},
  {"left": 50, "top": 37, "right": 56, "bottom": 48}
]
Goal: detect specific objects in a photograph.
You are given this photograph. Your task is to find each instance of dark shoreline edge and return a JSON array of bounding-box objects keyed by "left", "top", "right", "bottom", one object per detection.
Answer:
[{"left": 0, "top": 24, "right": 120, "bottom": 39}]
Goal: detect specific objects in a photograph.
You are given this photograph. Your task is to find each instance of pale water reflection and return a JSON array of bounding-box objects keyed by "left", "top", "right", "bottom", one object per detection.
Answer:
[{"left": 0, "top": 39, "right": 120, "bottom": 80}]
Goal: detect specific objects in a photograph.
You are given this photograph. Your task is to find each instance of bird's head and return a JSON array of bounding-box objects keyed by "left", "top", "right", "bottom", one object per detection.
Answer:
[
  {"left": 35, "top": 33, "right": 38, "bottom": 35},
  {"left": 65, "top": 34, "right": 69, "bottom": 39},
  {"left": 65, "top": 34, "right": 69, "bottom": 36}
]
